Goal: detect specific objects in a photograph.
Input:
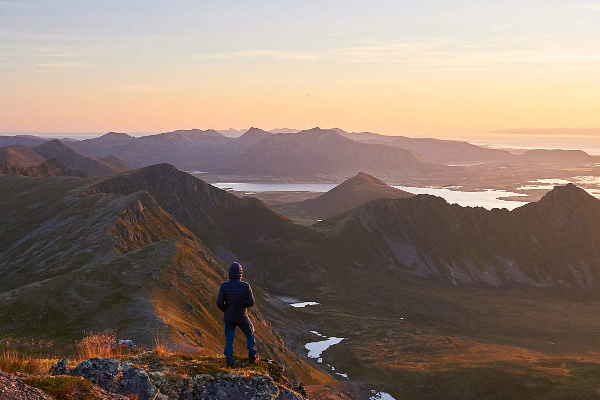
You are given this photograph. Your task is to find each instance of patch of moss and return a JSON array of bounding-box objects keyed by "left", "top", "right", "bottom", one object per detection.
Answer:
[{"left": 22, "top": 376, "right": 96, "bottom": 400}]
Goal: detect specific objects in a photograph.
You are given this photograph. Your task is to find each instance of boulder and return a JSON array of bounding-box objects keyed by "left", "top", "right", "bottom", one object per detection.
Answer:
[
  {"left": 50, "top": 358, "right": 67, "bottom": 376},
  {"left": 148, "top": 371, "right": 306, "bottom": 400},
  {"left": 67, "top": 358, "right": 157, "bottom": 400}
]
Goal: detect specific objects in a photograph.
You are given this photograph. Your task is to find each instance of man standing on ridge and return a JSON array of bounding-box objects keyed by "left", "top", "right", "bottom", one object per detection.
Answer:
[{"left": 216, "top": 262, "right": 258, "bottom": 367}]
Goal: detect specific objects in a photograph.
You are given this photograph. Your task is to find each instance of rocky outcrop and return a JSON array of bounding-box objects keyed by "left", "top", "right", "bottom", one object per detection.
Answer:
[
  {"left": 58, "top": 357, "right": 307, "bottom": 400},
  {"left": 50, "top": 358, "right": 68, "bottom": 376},
  {"left": 66, "top": 358, "right": 157, "bottom": 400},
  {"left": 149, "top": 372, "right": 306, "bottom": 400}
]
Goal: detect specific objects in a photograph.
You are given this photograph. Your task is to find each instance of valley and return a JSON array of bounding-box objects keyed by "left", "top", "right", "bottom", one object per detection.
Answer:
[{"left": 4, "top": 130, "right": 600, "bottom": 399}]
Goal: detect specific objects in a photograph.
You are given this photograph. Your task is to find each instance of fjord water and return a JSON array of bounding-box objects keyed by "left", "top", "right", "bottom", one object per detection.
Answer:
[{"left": 213, "top": 182, "right": 529, "bottom": 210}]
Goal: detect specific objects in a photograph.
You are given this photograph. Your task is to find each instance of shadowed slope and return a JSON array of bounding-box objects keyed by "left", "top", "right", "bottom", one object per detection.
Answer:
[{"left": 317, "top": 183, "right": 600, "bottom": 288}]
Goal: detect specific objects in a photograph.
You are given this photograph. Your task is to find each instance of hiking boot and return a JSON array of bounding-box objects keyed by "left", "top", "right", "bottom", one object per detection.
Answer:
[
  {"left": 248, "top": 354, "right": 258, "bottom": 365},
  {"left": 226, "top": 359, "right": 235, "bottom": 368}
]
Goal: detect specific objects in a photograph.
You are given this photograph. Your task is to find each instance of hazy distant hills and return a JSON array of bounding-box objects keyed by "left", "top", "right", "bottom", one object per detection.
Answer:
[
  {"left": 70, "top": 129, "right": 234, "bottom": 170},
  {"left": 275, "top": 172, "right": 414, "bottom": 222},
  {"left": 221, "top": 128, "right": 441, "bottom": 178},
  {"left": 386, "top": 136, "right": 515, "bottom": 164},
  {"left": 3, "top": 128, "right": 596, "bottom": 180},
  {"left": 0, "top": 139, "right": 130, "bottom": 177},
  {"left": 67, "top": 127, "right": 446, "bottom": 178},
  {"left": 0, "top": 134, "right": 48, "bottom": 147},
  {"left": 519, "top": 149, "right": 597, "bottom": 163}
]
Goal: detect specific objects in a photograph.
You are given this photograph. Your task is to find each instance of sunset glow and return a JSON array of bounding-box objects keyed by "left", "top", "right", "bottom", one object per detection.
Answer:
[{"left": 2, "top": 0, "right": 600, "bottom": 135}]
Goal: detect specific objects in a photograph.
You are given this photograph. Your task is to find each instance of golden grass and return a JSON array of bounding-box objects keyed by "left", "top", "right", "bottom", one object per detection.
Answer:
[
  {"left": 0, "top": 331, "right": 130, "bottom": 375},
  {"left": 152, "top": 332, "right": 172, "bottom": 358},
  {"left": 0, "top": 337, "right": 57, "bottom": 374},
  {"left": 75, "top": 330, "right": 121, "bottom": 360}
]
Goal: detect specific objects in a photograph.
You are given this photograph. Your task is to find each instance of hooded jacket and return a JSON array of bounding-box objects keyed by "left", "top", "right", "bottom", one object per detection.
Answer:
[{"left": 216, "top": 263, "right": 255, "bottom": 323}]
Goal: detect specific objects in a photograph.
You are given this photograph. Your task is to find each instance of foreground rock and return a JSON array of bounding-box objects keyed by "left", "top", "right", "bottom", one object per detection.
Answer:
[
  {"left": 149, "top": 371, "right": 305, "bottom": 400},
  {"left": 66, "top": 358, "right": 157, "bottom": 400},
  {"left": 0, "top": 372, "right": 52, "bottom": 400},
  {"left": 61, "top": 356, "right": 308, "bottom": 400}
]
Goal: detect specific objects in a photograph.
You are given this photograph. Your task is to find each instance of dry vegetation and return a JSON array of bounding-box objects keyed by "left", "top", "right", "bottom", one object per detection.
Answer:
[
  {"left": 0, "top": 331, "right": 293, "bottom": 400},
  {"left": 0, "top": 331, "right": 131, "bottom": 375}
]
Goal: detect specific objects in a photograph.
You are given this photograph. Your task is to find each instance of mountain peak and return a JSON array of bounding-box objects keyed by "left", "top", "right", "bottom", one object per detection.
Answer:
[
  {"left": 275, "top": 172, "right": 413, "bottom": 221},
  {"left": 102, "top": 132, "right": 132, "bottom": 138},
  {"left": 242, "top": 127, "right": 271, "bottom": 136},
  {"left": 347, "top": 172, "right": 387, "bottom": 187},
  {"left": 35, "top": 138, "right": 68, "bottom": 151},
  {"left": 537, "top": 183, "right": 596, "bottom": 207}
]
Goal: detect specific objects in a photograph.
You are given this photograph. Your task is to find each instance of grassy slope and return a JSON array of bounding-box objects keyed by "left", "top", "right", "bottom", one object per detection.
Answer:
[{"left": 0, "top": 174, "right": 332, "bottom": 385}]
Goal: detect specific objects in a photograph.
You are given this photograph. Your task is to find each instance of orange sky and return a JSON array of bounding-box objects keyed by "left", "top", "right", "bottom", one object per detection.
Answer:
[{"left": 2, "top": 1, "right": 600, "bottom": 136}]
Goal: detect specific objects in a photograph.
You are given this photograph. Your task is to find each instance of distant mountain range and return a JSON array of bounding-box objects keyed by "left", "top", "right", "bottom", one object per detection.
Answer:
[
  {"left": 275, "top": 172, "right": 414, "bottom": 222},
  {"left": 1, "top": 128, "right": 597, "bottom": 181},
  {"left": 0, "top": 139, "right": 130, "bottom": 177},
  {"left": 220, "top": 128, "right": 442, "bottom": 178}
]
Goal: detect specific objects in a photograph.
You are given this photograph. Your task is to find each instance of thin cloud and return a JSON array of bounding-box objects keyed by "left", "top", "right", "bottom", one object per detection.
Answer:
[
  {"left": 36, "top": 62, "right": 89, "bottom": 68},
  {"left": 195, "top": 37, "right": 600, "bottom": 71},
  {"left": 195, "top": 49, "right": 318, "bottom": 60},
  {"left": 569, "top": 3, "right": 600, "bottom": 9}
]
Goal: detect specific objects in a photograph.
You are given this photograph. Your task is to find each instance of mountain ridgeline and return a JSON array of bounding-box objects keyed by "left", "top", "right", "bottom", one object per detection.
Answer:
[
  {"left": 317, "top": 183, "right": 600, "bottom": 288},
  {"left": 0, "top": 169, "right": 331, "bottom": 385},
  {"left": 0, "top": 139, "right": 130, "bottom": 177}
]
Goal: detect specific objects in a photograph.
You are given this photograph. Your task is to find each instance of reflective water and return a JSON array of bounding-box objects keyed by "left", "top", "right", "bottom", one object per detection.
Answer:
[
  {"left": 305, "top": 331, "right": 345, "bottom": 361},
  {"left": 290, "top": 302, "right": 319, "bottom": 308},
  {"left": 213, "top": 182, "right": 529, "bottom": 210},
  {"left": 370, "top": 391, "right": 396, "bottom": 400}
]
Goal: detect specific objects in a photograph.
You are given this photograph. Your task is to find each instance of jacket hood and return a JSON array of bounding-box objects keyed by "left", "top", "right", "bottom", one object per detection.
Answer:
[{"left": 229, "top": 262, "right": 243, "bottom": 281}]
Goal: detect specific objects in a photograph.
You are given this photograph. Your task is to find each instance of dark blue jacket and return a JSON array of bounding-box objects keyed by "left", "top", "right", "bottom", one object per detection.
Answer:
[{"left": 217, "top": 263, "right": 255, "bottom": 323}]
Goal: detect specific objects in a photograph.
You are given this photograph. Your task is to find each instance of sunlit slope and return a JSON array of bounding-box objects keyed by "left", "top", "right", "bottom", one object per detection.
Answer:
[{"left": 0, "top": 173, "right": 331, "bottom": 384}]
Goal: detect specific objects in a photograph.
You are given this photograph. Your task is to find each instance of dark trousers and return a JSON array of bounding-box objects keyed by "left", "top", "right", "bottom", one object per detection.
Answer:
[{"left": 224, "top": 319, "right": 257, "bottom": 363}]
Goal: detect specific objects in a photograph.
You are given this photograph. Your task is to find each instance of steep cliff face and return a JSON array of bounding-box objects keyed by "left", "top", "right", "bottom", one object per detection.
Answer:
[{"left": 317, "top": 184, "right": 600, "bottom": 288}]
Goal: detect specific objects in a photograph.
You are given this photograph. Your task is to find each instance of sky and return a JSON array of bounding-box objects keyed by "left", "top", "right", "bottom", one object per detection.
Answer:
[{"left": 1, "top": 0, "right": 600, "bottom": 137}]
